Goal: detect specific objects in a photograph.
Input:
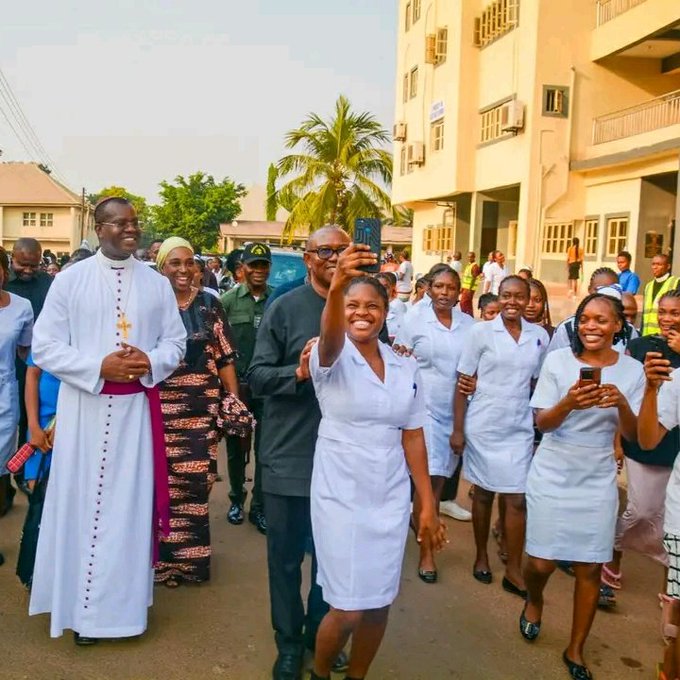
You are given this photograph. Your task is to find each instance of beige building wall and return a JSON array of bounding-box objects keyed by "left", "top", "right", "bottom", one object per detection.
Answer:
[
  {"left": 0, "top": 205, "right": 95, "bottom": 256},
  {"left": 392, "top": 0, "right": 680, "bottom": 284}
]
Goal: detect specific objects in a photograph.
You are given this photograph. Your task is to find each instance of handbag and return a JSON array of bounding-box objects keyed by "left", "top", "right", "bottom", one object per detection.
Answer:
[
  {"left": 217, "top": 392, "right": 255, "bottom": 438},
  {"left": 16, "top": 453, "right": 50, "bottom": 588}
]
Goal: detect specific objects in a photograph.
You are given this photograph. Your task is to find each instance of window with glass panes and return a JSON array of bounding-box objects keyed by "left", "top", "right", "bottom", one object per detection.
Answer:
[
  {"left": 40, "top": 212, "right": 53, "bottom": 227},
  {"left": 542, "top": 222, "right": 574, "bottom": 254},
  {"left": 409, "top": 67, "right": 418, "bottom": 99},
  {"left": 400, "top": 146, "right": 407, "bottom": 176},
  {"left": 431, "top": 119, "right": 444, "bottom": 151},
  {"left": 584, "top": 219, "right": 599, "bottom": 256},
  {"left": 606, "top": 217, "right": 628, "bottom": 257},
  {"left": 480, "top": 105, "right": 504, "bottom": 143},
  {"left": 413, "top": 0, "right": 421, "bottom": 22},
  {"left": 22, "top": 212, "right": 36, "bottom": 227}
]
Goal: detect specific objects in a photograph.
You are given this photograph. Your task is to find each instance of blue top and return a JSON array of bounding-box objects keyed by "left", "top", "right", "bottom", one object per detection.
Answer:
[
  {"left": 619, "top": 269, "right": 641, "bottom": 294},
  {"left": 26, "top": 352, "right": 60, "bottom": 423}
]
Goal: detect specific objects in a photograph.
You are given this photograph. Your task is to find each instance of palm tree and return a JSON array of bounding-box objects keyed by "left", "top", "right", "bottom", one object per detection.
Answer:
[{"left": 271, "top": 95, "right": 393, "bottom": 239}]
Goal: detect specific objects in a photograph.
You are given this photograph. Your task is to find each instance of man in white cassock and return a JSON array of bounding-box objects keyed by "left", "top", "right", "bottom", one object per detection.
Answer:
[{"left": 29, "top": 197, "right": 186, "bottom": 644}]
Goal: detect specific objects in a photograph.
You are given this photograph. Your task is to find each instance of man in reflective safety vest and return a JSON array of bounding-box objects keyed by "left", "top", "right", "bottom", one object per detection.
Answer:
[
  {"left": 642, "top": 254, "right": 679, "bottom": 336},
  {"left": 460, "top": 251, "right": 481, "bottom": 316}
]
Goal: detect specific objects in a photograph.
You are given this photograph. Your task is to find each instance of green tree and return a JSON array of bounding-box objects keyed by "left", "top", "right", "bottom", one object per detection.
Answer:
[
  {"left": 152, "top": 172, "right": 245, "bottom": 252},
  {"left": 265, "top": 163, "right": 278, "bottom": 221},
  {"left": 88, "top": 186, "right": 151, "bottom": 225},
  {"left": 271, "top": 95, "right": 393, "bottom": 239}
]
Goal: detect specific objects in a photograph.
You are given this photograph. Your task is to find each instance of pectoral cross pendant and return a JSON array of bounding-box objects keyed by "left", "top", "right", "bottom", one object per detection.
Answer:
[{"left": 117, "top": 313, "right": 132, "bottom": 342}]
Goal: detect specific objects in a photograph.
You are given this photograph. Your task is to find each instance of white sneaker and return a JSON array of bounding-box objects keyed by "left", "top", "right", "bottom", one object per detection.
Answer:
[{"left": 440, "top": 501, "right": 472, "bottom": 522}]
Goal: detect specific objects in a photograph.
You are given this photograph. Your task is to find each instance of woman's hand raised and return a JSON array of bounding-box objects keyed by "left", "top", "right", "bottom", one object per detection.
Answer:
[
  {"left": 644, "top": 351, "right": 673, "bottom": 390},
  {"left": 330, "top": 244, "right": 377, "bottom": 290}
]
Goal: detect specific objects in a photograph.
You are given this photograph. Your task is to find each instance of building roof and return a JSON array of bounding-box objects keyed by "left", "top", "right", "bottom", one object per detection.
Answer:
[
  {"left": 220, "top": 220, "right": 412, "bottom": 245},
  {"left": 0, "top": 162, "right": 82, "bottom": 206}
]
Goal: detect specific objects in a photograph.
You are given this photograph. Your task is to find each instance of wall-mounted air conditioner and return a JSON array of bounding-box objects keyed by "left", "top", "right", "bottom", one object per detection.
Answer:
[
  {"left": 393, "top": 122, "right": 407, "bottom": 141},
  {"left": 500, "top": 100, "right": 525, "bottom": 132},
  {"left": 408, "top": 142, "right": 425, "bottom": 165}
]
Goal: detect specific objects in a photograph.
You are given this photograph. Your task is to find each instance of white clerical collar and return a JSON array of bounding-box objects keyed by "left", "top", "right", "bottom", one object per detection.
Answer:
[
  {"left": 96, "top": 249, "right": 134, "bottom": 269},
  {"left": 655, "top": 273, "right": 671, "bottom": 283}
]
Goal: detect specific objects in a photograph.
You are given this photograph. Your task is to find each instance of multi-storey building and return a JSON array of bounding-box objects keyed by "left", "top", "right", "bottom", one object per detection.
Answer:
[
  {"left": 0, "top": 162, "right": 95, "bottom": 257},
  {"left": 392, "top": 0, "right": 680, "bottom": 284}
]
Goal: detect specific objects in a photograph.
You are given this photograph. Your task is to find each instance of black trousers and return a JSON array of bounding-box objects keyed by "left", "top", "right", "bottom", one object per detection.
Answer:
[
  {"left": 441, "top": 458, "right": 463, "bottom": 502},
  {"left": 264, "top": 492, "right": 329, "bottom": 657},
  {"left": 226, "top": 397, "right": 264, "bottom": 512}
]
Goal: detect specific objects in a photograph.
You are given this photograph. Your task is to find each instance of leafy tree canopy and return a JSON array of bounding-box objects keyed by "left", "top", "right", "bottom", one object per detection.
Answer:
[
  {"left": 88, "top": 185, "right": 150, "bottom": 224},
  {"left": 152, "top": 172, "right": 246, "bottom": 252},
  {"left": 271, "top": 95, "right": 393, "bottom": 239}
]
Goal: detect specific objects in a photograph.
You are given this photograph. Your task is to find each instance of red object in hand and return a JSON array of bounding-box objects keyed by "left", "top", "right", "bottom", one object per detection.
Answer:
[
  {"left": 6, "top": 416, "right": 56, "bottom": 473},
  {"left": 7, "top": 442, "right": 38, "bottom": 474}
]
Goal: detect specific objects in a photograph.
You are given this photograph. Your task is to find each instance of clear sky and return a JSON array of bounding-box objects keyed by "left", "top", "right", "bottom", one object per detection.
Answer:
[{"left": 1, "top": 0, "right": 397, "bottom": 201}]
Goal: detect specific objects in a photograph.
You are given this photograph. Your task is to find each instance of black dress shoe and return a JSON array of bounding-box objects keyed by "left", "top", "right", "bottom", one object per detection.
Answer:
[
  {"left": 502, "top": 576, "right": 528, "bottom": 600},
  {"left": 73, "top": 632, "right": 98, "bottom": 646},
  {"left": 272, "top": 653, "right": 302, "bottom": 680},
  {"left": 227, "top": 502, "right": 244, "bottom": 525},
  {"left": 472, "top": 569, "right": 492, "bottom": 584},
  {"left": 331, "top": 649, "right": 349, "bottom": 673},
  {"left": 562, "top": 650, "right": 593, "bottom": 679},
  {"left": 249, "top": 509, "right": 267, "bottom": 535},
  {"left": 418, "top": 568, "right": 437, "bottom": 584}
]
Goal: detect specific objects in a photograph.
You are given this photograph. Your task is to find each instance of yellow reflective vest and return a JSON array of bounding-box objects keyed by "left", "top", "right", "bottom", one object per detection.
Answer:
[
  {"left": 462, "top": 263, "right": 480, "bottom": 292},
  {"left": 642, "top": 275, "right": 679, "bottom": 336}
]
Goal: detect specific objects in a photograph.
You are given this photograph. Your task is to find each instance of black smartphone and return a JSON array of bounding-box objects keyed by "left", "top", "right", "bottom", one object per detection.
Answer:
[
  {"left": 649, "top": 334, "right": 671, "bottom": 361},
  {"left": 579, "top": 366, "right": 601, "bottom": 386},
  {"left": 353, "top": 218, "right": 381, "bottom": 274}
]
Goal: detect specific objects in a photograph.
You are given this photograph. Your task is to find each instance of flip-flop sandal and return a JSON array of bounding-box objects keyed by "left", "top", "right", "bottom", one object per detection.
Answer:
[
  {"left": 601, "top": 564, "right": 622, "bottom": 590},
  {"left": 164, "top": 578, "right": 181, "bottom": 589}
]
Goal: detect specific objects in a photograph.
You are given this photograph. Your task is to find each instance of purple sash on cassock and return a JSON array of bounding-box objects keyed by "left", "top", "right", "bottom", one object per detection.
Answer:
[{"left": 101, "top": 380, "right": 170, "bottom": 563}]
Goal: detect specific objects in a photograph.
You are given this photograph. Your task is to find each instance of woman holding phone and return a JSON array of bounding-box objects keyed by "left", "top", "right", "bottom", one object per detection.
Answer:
[
  {"left": 521, "top": 292, "right": 645, "bottom": 680},
  {"left": 452, "top": 275, "right": 548, "bottom": 597},
  {"left": 308, "top": 243, "right": 445, "bottom": 680}
]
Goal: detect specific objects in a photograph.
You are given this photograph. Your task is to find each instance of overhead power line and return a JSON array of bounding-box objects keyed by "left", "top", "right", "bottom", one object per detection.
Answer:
[{"left": 0, "top": 67, "right": 69, "bottom": 184}]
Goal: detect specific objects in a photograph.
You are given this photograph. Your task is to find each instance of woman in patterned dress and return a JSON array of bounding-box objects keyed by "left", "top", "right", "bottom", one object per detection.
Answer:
[{"left": 155, "top": 237, "right": 250, "bottom": 587}]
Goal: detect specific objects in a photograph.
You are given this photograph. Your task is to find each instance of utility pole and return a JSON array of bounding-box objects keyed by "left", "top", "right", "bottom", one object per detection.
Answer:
[{"left": 80, "top": 187, "right": 86, "bottom": 241}]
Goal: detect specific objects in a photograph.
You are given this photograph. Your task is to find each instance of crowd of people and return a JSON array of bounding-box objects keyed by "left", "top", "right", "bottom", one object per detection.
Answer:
[{"left": 3, "top": 199, "right": 680, "bottom": 679}]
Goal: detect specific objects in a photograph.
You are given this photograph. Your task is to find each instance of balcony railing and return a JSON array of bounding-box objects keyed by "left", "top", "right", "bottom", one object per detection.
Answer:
[
  {"left": 596, "top": 0, "right": 647, "bottom": 26},
  {"left": 592, "top": 89, "right": 680, "bottom": 144}
]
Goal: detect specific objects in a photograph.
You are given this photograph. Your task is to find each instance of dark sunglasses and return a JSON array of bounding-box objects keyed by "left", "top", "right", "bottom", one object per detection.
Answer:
[{"left": 306, "top": 246, "right": 348, "bottom": 260}]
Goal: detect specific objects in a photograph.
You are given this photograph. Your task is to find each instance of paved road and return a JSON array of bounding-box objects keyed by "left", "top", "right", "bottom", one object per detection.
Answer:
[{"left": 0, "top": 458, "right": 663, "bottom": 680}]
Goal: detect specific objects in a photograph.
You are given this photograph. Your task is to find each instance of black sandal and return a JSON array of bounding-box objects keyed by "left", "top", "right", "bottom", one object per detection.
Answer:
[
  {"left": 562, "top": 651, "right": 593, "bottom": 680},
  {"left": 519, "top": 606, "right": 541, "bottom": 642},
  {"left": 418, "top": 568, "right": 438, "bottom": 584},
  {"left": 473, "top": 568, "right": 492, "bottom": 584}
]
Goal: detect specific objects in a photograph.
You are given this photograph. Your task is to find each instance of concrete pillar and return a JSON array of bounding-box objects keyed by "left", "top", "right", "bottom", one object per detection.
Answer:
[
  {"left": 674, "top": 158, "right": 680, "bottom": 273},
  {"left": 468, "top": 192, "right": 482, "bottom": 257}
]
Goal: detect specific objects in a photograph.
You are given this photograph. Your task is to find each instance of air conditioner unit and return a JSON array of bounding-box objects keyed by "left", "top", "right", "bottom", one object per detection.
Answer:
[
  {"left": 393, "top": 122, "right": 407, "bottom": 141},
  {"left": 425, "top": 34, "right": 437, "bottom": 64},
  {"left": 408, "top": 141, "right": 425, "bottom": 165},
  {"left": 500, "top": 100, "right": 525, "bottom": 132}
]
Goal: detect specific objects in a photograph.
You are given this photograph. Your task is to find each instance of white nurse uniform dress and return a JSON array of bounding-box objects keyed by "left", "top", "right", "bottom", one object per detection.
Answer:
[
  {"left": 395, "top": 306, "right": 475, "bottom": 477},
  {"left": 309, "top": 338, "right": 426, "bottom": 611},
  {"left": 526, "top": 348, "right": 645, "bottom": 563},
  {"left": 457, "top": 316, "right": 549, "bottom": 493}
]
